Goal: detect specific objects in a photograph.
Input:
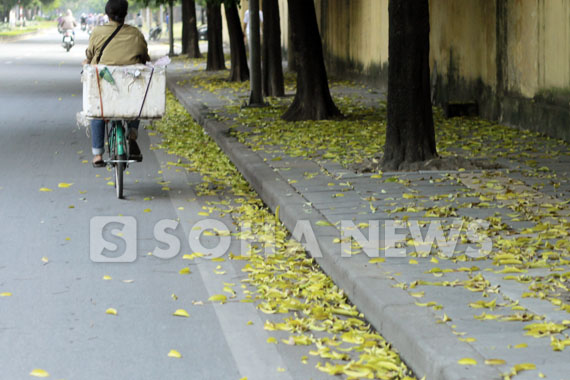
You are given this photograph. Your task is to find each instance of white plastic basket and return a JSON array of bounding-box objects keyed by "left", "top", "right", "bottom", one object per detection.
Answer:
[{"left": 82, "top": 64, "right": 166, "bottom": 120}]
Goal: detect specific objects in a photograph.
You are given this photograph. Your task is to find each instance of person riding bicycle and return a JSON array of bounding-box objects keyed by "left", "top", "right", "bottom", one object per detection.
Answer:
[{"left": 84, "top": 0, "right": 150, "bottom": 167}]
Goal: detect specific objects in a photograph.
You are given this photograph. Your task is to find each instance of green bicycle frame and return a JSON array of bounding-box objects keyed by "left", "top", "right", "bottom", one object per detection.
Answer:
[{"left": 108, "top": 121, "right": 126, "bottom": 157}]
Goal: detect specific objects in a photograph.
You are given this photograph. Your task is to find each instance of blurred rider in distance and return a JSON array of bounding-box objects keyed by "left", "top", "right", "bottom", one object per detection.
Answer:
[{"left": 58, "top": 9, "right": 77, "bottom": 37}]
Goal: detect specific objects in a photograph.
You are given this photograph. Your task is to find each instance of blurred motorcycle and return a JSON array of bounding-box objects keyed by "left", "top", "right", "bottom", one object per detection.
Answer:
[{"left": 62, "top": 29, "right": 75, "bottom": 52}]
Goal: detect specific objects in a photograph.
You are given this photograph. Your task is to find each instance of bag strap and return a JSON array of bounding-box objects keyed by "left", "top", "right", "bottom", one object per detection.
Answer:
[{"left": 96, "top": 24, "right": 123, "bottom": 64}]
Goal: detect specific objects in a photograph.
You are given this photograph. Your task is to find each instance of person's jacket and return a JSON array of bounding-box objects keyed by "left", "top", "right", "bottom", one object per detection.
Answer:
[
  {"left": 59, "top": 15, "right": 77, "bottom": 30},
  {"left": 86, "top": 20, "right": 150, "bottom": 65}
]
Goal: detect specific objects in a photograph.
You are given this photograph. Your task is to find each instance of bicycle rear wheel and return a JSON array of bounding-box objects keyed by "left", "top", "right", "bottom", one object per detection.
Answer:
[{"left": 115, "top": 154, "right": 126, "bottom": 199}]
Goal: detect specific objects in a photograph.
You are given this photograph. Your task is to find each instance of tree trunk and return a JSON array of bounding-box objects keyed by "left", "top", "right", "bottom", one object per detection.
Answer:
[
  {"left": 181, "top": 0, "right": 190, "bottom": 55},
  {"left": 224, "top": 2, "right": 249, "bottom": 81},
  {"left": 3, "top": 0, "right": 10, "bottom": 22},
  {"left": 282, "top": 0, "right": 340, "bottom": 121},
  {"left": 262, "top": 0, "right": 284, "bottom": 96},
  {"left": 287, "top": 12, "right": 296, "bottom": 72},
  {"left": 248, "top": 0, "right": 263, "bottom": 105},
  {"left": 168, "top": 0, "right": 174, "bottom": 56},
  {"left": 381, "top": 0, "right": 437, "bottom": 171},
  {"left": 206, "top": 1, "right": 226, "bottom": 71},
  {"left": 182, "top": 0, "right": 201, "bottom": 58}
]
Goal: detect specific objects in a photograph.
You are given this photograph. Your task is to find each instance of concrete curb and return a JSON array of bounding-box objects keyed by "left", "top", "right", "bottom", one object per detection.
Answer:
[{"left": 168, "top": 80, "right": 503, "bottom": 380}]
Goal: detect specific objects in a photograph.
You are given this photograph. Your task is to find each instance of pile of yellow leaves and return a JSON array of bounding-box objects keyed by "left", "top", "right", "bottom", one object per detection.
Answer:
[{"left": 152, "top": 93, "right": 415, "bottom": 379}]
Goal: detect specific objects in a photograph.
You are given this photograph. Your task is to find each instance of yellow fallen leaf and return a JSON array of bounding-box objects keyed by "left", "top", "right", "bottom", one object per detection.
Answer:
[
  {"left": 41, "top": 257, "right": 48, "bottom": 263},
  {"left": 485, "top": 359, "right": 506, "bottom": 365},
  {"left": 513, "top": 343, "right": 528, "bottom": 349},
  {"left": 458, "top": 358, "right": 477, "bottom": 365},
  {"left": 39, "top": 188, "right": 52, "bottom": 192},
  {"left": 223, "top": 286, "right": 236, "bottom": 297},
  {"left": 277, "top": 367, "right": 285, "bottom": 372},
  {"left": 29, "top": 369, "right": 49, "bottom": 377},
  {"left": 513, "top": 363, "right": 536, "bottom": 373},
  {"left": 267, "top": 337, "right": 278, "bottom": 344},
  {"left": 106, "top": 308, "right": 117, "bottom": 315},
  {"left": 0, "top": 292, "right": 12, "bottom": 297},
  {"left": 183, "top": 252, "right": 204, "bottom": 260},
  {"left": 409, "top": 259, "right": 418, "bottom": 265},
  {"left": 179, "top": 267, "right": 191, "bottom": 275},
  {"left": 173, "top": 309, "right": 190, "bottom": 318},
  {"left": 103, "top": 275, "right": 112, "bottom": 280},
  {"left": 209, "top": 294, "right": 227, "bottom": 304},
  {"left": 368, "top": 258, "right": 385, "bottom": 264},
  {"left": 167, "top": 349, "right": 182, "bottom": 358},
  {"left": 143, "top": 208, "right": 151, "bottom": 213},
  {"left": 58, "top": 182, "right": 73, "bottom": 188},
  {"left": 551, "top": 336, "right": 570, "bottom": 351}
]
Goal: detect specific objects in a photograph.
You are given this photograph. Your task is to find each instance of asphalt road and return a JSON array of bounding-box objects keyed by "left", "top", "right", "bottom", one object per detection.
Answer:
[{"left": 0, "top": 29, "right": 326, "bottom": 380}]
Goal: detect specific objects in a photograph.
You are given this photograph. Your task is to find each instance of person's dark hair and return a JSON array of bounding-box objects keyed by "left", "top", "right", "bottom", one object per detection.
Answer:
[{"left": 105, "top": 0, "right": 128, "bottom": 23}]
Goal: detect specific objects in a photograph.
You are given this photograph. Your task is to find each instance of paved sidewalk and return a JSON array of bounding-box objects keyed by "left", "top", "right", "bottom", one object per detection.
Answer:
[{"left": 167, "top": 60, "right": 570, "bottom": 380}]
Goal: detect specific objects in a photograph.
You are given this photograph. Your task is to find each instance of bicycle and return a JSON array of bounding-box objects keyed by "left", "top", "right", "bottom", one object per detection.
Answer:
[
  {"left": 83, "top": 63, "right": 165, "bottom": 199},
  {"left": 105, "top": 120, "right": 137, "bottom": 199}
]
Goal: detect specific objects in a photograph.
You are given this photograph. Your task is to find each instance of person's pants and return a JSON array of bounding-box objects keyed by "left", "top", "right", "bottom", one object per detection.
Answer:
[{"left": 91, "top": 119, "right": 139, "bottom": 155}]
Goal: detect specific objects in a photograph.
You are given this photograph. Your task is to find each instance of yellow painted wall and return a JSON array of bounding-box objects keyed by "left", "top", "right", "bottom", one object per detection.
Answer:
[
  {"left": 537, "top": 0, "right": 570, "bottom": 90},
  {"left": 428, "top": 0, "right": 497, "bottom": 87},
  {"left": 235, "top": 0, "right": 570, "bottom": 105},
  {"left": 313, "top": 0, "right": 388, "bottom": 71},
  {"left": 505, "top": 0, "right": 570, "bottom": 97},
  {"left": 308, "top": 0, "right": 570, "bottom": 100}
]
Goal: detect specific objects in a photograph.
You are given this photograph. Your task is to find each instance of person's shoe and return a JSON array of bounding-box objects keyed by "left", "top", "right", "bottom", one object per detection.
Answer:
[
  {"left": 92, "top": 155, "right": 105, "bottom": 168},
  {"left": 128, "top": 139, "right": 143, "bottom": 162}
]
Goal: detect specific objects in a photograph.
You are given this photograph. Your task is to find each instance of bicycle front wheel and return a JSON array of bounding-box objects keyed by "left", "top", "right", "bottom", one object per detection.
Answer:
[{"left": 115, "top": 154, "right": 126, "bottom": 199}]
